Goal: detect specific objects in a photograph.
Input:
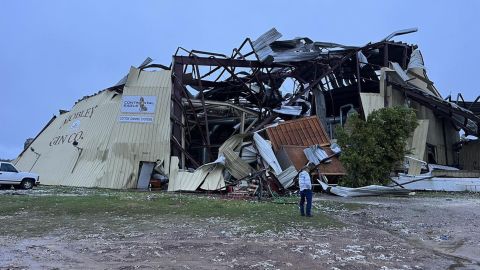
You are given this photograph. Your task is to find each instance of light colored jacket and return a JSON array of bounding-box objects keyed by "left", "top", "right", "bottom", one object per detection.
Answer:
[{"left": 299, "top": 170, "right": 312, "bottom": 191}]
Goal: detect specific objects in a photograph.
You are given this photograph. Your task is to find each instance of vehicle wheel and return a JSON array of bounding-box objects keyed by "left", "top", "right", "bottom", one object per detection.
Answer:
[{"left": 20, "top": 179, "right": 34, "bottom": 190}]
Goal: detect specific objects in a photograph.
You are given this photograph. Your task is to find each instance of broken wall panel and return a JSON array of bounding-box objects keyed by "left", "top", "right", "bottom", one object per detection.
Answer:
[
  {"left": 253, "top": 133, "right": 282, "bottom": 174},
  {"left": 199, "top": 166, "right": 225, "bottom": 190},
  {"left": 218, "top": 134, "right": 254, "bottom": 180},
  {"left": 265, "top": 116, "right": 330, "bottom": 152},
  {"left": 15, "top": 67, "right": 172, "bottom": 189},
  {"left": 277, "top": 145, "right": 345, "bottom": 175},
  {"left": 382, "top": 66, "right": 476, "bottom": 165},
  {"left": 276, "top": 166, "right": 298, "bottom": 189},
  {"left": 360, "top": 93, "right": 384, "bottom": 119},
  {"left": 168, "top": 156, "right": 226, "bottom": 191},
  {"left": 407, "top": 119, "right": 429, "bottom": 161},
  {"left": 459, "top": 140, "right": 480, "bottom": 170}
]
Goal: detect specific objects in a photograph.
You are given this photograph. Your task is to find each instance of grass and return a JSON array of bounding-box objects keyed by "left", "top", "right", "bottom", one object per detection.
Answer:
[{"left": 0, "top": 186, "right": 354, "bottom": 237}]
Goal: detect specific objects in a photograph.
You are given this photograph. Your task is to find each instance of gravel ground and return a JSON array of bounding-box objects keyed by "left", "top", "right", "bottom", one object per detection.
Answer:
[
  {"left": 316, "top": 193, "right": 480, "bottom": 270},
  {"left": 1, "top": 188, "right": 479, "bottom": 270}
]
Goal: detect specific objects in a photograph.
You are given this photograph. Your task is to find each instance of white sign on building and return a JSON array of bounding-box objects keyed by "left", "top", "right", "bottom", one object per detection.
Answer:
[
  {"left": 121, "top": 96, "right": 157, "bottom": 114},
  {"left": 119, "top": 115, "right": 154, "bottom": 123}
]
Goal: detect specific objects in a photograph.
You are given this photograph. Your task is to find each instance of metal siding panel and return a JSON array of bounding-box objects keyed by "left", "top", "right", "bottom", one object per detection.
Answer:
[
  {"left": 407, "top": 120, "right": 429, "bottom": 162},
  {"left": 280, "top": 145, "right": 345, "bottom": 175},
  {"left": 459, "top": 141, "right": 480, "bottom": 170},
  {"left": 199, "top": 166, "right": 225, "bottom": 190},
  {"left": 276, "top": 166, "right": 298, "bottom": 188},
  {"left": 68, "top": 92, "right": 120, "bottom": 187},
  {"left": 15, "top": 68, "right": 172, "bottom": 189},
  {"left": 218, "top": 134, "right": 254, "bottom": 179},
  {"left": 266, "top": 116, "right": 330, "bottom": 151},
  {"left": 360, "top": 93, "right": 384, "bottom": 119},
  {"left": 253, "top": 133, "right": 282, "bottom": 174},
  {"left": 298, "top": 120, "right": 312, "bottom": 145}
]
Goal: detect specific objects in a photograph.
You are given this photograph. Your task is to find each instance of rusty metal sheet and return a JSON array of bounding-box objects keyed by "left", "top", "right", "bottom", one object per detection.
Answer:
[
  {"left": 278, "top": 145, "right": 346, "bottom": 176},
  {"left": 266, "top": 116, "right": 330, "bottom": 152}
]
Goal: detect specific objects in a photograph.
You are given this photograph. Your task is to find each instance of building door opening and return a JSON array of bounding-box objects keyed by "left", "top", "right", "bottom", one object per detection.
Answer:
[{"left": 426, "top": 144, "right": 437, "bottom": 164}]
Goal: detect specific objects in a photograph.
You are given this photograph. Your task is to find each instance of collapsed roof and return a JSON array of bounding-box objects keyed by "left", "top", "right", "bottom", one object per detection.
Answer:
[
  {"left": 168, "top": 28, "right": 480, "bottom": 169},
  {"left": 15, "top": 27, "right": 479, "bottom": 191}
]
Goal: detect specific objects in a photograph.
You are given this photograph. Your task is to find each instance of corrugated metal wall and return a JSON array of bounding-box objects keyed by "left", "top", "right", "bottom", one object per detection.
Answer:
[
  {"left": 385, "top": 71, "right": 459, "bottom": 166},
  {"left": 459, "top": 140, "right": 480, "bottom": 170},
  {"left": 15, "top": 67, "right": 171, "bottom": 189},
  {"left": 265, "top": 116, "right": 330, "bottom": 152}
]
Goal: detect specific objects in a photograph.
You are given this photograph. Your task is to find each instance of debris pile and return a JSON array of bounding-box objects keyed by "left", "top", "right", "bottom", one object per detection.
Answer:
[
  {"left": 14, "top": 27, "right": 480, "bottom": 192},
  {"left": 162, "top": 109, "right": 350, "bottom": 198},
  {"left": 162, "top": 27, "right": 479, "bottom": 196}
]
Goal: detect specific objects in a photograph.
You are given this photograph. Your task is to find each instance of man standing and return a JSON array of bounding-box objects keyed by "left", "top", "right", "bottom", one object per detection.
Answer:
[{"left": 299, "top": 164, "right": 313, "bottom": 217}]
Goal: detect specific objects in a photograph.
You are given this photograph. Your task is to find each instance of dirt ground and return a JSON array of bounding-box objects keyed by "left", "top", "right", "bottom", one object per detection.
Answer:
[{"left": 0, "top": 187, "right": 479, "bottom": 270}]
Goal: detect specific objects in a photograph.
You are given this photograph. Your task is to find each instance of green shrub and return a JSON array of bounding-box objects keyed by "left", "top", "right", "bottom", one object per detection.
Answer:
[{"left": 336, "top": 106, "right": 418, "bottom": 187}]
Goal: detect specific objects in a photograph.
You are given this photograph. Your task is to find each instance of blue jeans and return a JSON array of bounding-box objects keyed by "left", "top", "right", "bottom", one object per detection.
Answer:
[{"left": 299, "top": 189, "right": 313, "bottom": 216}]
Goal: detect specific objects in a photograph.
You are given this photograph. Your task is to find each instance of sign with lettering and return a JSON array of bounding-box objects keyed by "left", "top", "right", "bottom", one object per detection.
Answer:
[
  {"left": 119, "top": 115, "right": 154, "bottom": 123},
  {"left": 49, "top": 131, "right": 85, "bottom": 146},
  {"left": 121, "top": 96, "right": 156, "bottom": 114},
  {"left": 50, "top": 105, "right": 98, "bottom": 147},
  {"left": 61, "top": 105, "right": 98, "bottom": 127}
]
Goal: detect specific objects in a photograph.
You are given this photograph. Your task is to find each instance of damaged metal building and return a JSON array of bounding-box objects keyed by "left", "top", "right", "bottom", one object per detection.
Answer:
[{"left": 14, "top": 28, "right": 480, "bottom": 191}]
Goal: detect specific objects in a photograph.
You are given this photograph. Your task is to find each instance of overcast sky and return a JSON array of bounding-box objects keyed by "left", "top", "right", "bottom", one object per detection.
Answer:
[{"left": 1, "top": 0, "right": 479, "bottom": 159}]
